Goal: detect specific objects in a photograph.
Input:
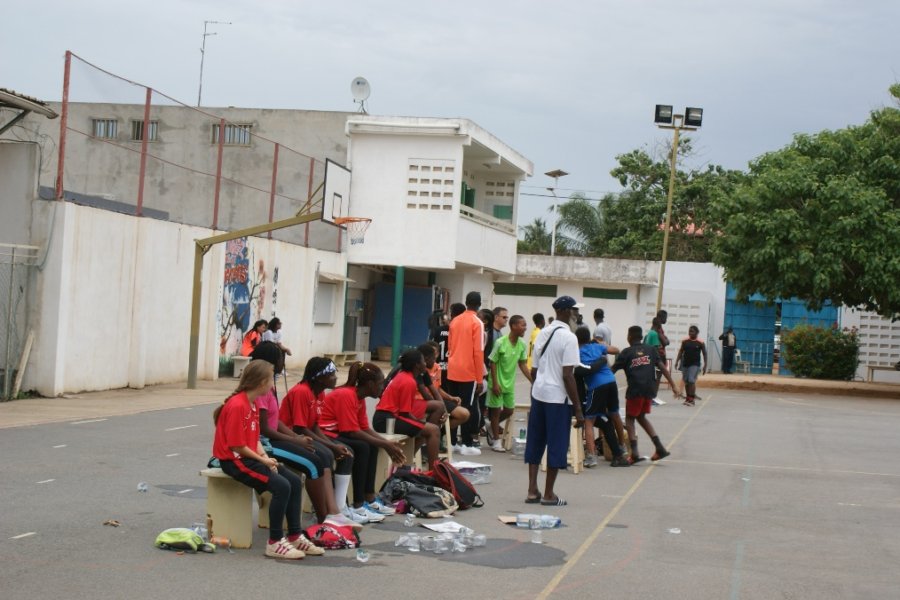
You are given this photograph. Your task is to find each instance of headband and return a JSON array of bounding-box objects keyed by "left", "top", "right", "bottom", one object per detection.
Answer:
[{"left": 314, "top": 362, "right": 337, "bottom": 379}]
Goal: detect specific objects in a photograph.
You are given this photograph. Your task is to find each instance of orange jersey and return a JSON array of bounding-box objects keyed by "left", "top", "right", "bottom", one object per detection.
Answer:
[{"left": 447, "top": 310, "right": 484, "bottom": 382}]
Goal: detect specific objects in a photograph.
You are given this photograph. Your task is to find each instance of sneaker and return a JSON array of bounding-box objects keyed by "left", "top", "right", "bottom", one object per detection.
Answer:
[
  {"left": 490, "top": 440, "right": 506, "bottom": 453},
  {"left": 265, "top": 538, "right": 305, "bottom": 560},
  {"left": 632, "top": 455, "right": 648, "bottom": 464},
  {"left": 451, "top": 444, "right": 463, "bottom": 454},
  {"left": 651, "top": 448, "right": 670, "bottom": 461},
  {"left": 683, "top": 399, "right": 695, "bottom": 407},
  {"left": 325, "top": 512, "right": 363, "bottom": 531},
  {"left": 341, "top": 505, "right": 369, "bottom": 525},
  {"left": 460, "top": 445, "right": 482, "bottom": 456},
  {"left": 610, "top": 456, "right": 632, "bottom": 467},
  {"left": 355, "top": 505, "right": 386, "bottom": 522},
  {"left": 288, "top": 533, "right": 324, "bottom": 556},
  {"left": 583, "top": 454, "right": 599, "bottom": 468},
  {"left": 365, "top": 499, "right": 396, "bottom": 515},
  {"left": 651, "top": 397, "right": 667, "bottom": 406}
]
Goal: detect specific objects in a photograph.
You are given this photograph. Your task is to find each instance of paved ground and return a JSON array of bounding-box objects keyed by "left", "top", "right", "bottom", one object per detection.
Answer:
[{"left": 1, "top": 371, "right": 899, "bottom": 599}]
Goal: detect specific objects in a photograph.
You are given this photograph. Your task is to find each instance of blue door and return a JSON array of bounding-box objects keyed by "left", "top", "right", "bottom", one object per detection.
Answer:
[
  {"left": 778, "top": 300, "right": 838, "bottom": 375},
  {"left": 724, "top": 283, "right": 777, "bottom": 374}
]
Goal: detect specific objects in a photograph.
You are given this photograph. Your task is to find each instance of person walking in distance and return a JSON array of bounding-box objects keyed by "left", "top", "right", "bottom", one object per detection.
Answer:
[
  {"left": 527, "top": 313, "right": 545, "bottom": 371},
  {"left": 675, "top": 325, "right": 707, "bottom": 406},
  {"left": 644, "top": 311, "right": 670, "bottom": 405},
  {"left": 719, "top": 326, "right": 737, "bottom": 374},
  {"left": 613, "top": 326, "right": 680, "bottom": 462},
  {"left": 525, "top": 296, "right": 585, "bottom": 506},
  {"left": 447, "top": 291, "right": 486, "bottom": 456}
]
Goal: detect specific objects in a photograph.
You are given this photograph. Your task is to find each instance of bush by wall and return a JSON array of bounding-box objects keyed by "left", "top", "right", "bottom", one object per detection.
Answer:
[{"left": 782, "top": 324, "right": 859, "bottom": 380}]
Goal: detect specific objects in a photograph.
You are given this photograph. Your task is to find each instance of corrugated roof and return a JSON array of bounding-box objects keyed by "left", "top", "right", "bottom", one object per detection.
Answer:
[{"left": 0, "top": 88, "right": 58, "bottom": 119}]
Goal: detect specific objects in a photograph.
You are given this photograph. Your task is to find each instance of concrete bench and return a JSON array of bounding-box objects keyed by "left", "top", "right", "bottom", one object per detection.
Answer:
[
  {"left": 323, "top": 352, "right": 358, "bottom": 367},
  {"left": 199, "top": 467, "right": 254, "bottom": 548},
  {"left": 540, "top": 418, "right": 585, "bottom": 474},
  {"left": 232, "top": 355, "right": 251, "bottom": 378},
  {"left": 867, "top": 365, "right": 896, "bottom": 382},
  {"left": 372, "top": 433, "right": 416, "bottom": 498},
  {"left": 501, "top": 403, "right": 532, "bottom": 451}
]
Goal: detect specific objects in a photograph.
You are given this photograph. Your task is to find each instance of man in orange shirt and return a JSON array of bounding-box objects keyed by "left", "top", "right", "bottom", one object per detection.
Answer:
[{"left": 447, "top": 291, "right": 485, "bottom": 456}]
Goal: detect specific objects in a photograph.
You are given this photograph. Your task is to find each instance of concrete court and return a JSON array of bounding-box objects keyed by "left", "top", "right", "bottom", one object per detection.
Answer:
[{"left": 1, "top": 383, "right": 900, "bottom": 599}]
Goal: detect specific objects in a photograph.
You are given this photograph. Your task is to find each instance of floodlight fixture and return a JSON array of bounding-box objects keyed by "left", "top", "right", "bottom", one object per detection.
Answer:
[
  {"left": 654, "top": 105, "right": 674, "bottom": 124},
  {"left": 684, "top": 107, "right": 704, "bottom": 128}
]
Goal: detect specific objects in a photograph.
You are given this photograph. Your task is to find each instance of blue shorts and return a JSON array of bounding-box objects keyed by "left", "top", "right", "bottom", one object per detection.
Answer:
[{"left": 524, "top": 397, "right": 572, "bottom": 469}]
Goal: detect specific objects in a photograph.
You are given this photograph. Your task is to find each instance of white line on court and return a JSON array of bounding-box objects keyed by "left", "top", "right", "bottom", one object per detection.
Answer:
[
  {"left": 668, "top": 458, "right": 900, "bottom": 479},
  {"left": 70, "top": 418, "right": 107, "bottom": 425},
  {"left": 166, "top": 453, "right": 180, "bottom": 457},
  {"left": 52, "top": 444, "right": 67, "bottom": 449},
  {"left": 184, "top": 407, "right": 193, "bottom": 410},
  {"left": 177, "top": 489, "right": 193, "bottom": 494},
  {"left": 164, "top": 425, "right": 198, "bottom": 432},
  {"left": 36, "top": 479, "right": 55, "bottom": 484},
  {"left": 10, "top": 532, "right": 36, "bottom": 540}
]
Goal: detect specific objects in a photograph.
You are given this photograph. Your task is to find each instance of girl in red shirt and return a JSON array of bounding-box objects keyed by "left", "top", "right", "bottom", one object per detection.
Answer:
[
  {"left": 374, "top": 349, "right": 442, "bottom": 468},
  {"left": 320, "top": 362, "right": 406, "bottom": 521},
  {"left": 211, "top": 361, "right": 307, "bottom": 560}
]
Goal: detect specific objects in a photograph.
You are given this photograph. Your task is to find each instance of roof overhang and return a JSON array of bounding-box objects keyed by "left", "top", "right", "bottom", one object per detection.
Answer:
[{"left": 0, "top": 88, "right": 57, "bottom": 135}]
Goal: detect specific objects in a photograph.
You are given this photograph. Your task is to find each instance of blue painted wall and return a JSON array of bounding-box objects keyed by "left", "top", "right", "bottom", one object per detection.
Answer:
[{"left": 369, "top": 283, "right": 432, "bottom": 351}]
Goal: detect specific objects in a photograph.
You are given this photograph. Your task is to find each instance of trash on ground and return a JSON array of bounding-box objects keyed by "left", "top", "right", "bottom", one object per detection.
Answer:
[
  {"left": 103, "top": 519, "right": 120, "bottom": 527},
  {"left": 450, "top": 461, "right": 493, "bottom": 484},
  {"left": 667, "top": 527, "right": 682, "bottom": 534},
  {"left": 137, "top": 482, "right": 149, "bottom": 493},
  {"left": 514, "top": 514, "right": 562, "bottom": 529},
  {"left": 355, "top": 548, "right": 370, "bottom": 563}
]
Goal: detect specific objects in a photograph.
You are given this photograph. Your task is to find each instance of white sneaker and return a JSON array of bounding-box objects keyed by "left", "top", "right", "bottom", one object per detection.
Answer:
[
  {"left": 289, "top": 533, "right": 325, "bottom": 556},
  {"left": 651, "top": 397, "right": 667, "bottom": 406},
  {"left": 265, "top": 538, "right": 305, "bottom": 560},
  {"left": 451, "top": 444, "right": 463, "bottom": 454},
  {"left": 341, "top": 505, "right": 369, "bottom": 525},
  {"left": 325, "top": 512, "right": 363, "bottom": 531},
  {"left": 365, "top": 499, "right": 397, "bottom": 515},
  {"left": 491, "top": 440, "right": 506, "bottom": 453},
  {"left": 460, "top": 445, "right": 482, "bottom": 456},
  {"left": 354, "top": 505, "right": 385, "bottom": 522}
]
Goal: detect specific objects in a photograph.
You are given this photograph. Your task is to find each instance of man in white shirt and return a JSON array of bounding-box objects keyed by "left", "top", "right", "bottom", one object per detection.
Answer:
[
  {"left": 593, "top": 308, "right": 612, "bottom": 345},
  {"left": 524, "top": 296, "right": 585, "bottom": 507}
]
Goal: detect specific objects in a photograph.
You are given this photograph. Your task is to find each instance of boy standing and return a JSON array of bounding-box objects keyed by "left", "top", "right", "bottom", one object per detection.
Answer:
[
  {"left": 487, "top": 315, "right": 532, "bottom": 452},
  {"left": 675, "top": 325, "right": 707, "bottom": 406},
  {"left": 527, "top": 313, "right": 545, "bottom": 371},
  {"left": 612, "top": 325, "right": 680, "bottom": 462}
]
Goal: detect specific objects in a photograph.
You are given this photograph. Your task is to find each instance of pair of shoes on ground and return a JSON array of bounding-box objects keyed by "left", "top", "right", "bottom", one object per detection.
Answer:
[
  {"left": 524, "top": 494, "right": 568, "bottom": 506},
  {"left": 265, "top": 535, "right": 324, "bottom": 560},
  {"left": 583, "top": 454, "right": 599, "bottom": 468},
  {"left": 341, "top": 504, "right": 386, "bottom": 524}
]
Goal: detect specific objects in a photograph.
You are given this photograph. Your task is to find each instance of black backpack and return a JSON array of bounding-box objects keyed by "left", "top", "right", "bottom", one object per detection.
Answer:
[{"left": 431, "top": 460, "right": 483, "bottom": 509}]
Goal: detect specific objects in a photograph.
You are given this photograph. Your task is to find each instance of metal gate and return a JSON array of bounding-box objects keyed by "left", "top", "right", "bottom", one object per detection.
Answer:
[
  {"left": 724, "top": 283, "right": 776, "bottom": 374},
  {"left": 1, "top": 244, "right": 38, "bottom": 400}
]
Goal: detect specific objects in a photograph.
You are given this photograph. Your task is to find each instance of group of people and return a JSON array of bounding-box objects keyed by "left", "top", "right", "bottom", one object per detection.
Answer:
[{"left": 214, "top": 297, "right": 715, "bottom": 558}]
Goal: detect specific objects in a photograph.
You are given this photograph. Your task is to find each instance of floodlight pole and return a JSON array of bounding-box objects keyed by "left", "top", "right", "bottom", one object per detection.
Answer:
[
  {"left": 655, "top": 114, "right": 697, "bottom": 313},
  {"left": 187, "top": 182, "right": 324, "bottom": 389}
]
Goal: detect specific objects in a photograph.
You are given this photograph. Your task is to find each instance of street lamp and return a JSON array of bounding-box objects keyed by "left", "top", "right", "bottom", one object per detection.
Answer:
[
  {"left": 545, "top": 169, "right": 568, "bottom": 256},
  {"left": 653, "top": 105, "right": 702, "bottom": 313}
]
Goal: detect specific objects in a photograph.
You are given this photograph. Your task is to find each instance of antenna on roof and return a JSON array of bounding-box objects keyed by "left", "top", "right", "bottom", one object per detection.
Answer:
[{"left": 351, "top": 77, "right": 371, "bottom": 114}]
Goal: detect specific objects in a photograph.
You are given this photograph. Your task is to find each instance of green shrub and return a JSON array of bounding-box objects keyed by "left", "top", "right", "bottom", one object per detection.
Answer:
[{"left": 782, "top": 324, "right": 859, "bottom": 380}]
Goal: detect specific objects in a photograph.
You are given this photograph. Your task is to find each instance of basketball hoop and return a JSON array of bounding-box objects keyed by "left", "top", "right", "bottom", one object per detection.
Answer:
[{"left": 334, "top": 216, "right": 372, "bottom": 245}]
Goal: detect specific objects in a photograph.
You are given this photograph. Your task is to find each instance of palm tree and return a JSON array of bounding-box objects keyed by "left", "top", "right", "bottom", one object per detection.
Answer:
[
  {"left": 555, "top": 192, "right": 605, "bottom": 256},
  {"left": 517, "top": 217, "right": 552, "bottom": 254}
]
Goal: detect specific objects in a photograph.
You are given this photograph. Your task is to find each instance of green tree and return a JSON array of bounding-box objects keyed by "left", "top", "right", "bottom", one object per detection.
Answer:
[
  {"left": 555, "top": 192, "right": 604, "bottom": 255},
  {"left": 712, "top": 85, "right": 900, "bottom": 320},
  {"left": 517, "top": 216, "right": 572, "bottom": 255},
  {"left": 782, "top": 324, "right": 860, "bottom": 380}
]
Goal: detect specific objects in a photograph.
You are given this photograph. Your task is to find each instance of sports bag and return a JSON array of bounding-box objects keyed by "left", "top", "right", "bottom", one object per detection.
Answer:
[
  {"left": 155, "top": 528, "right": 214, "bottom": 553},
  {"left": 381, "top": 478, "right": 458, "bottom": 518},
  {"left": 304, "top": 523, "right": 360, "bottom": 549},
  {"left": 431, "top": 460, "right": 483, "bottom": 509}
]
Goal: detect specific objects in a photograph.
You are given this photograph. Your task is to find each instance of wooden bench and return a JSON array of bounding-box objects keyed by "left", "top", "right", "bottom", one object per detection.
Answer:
[
  {"left": 541, "top": 418, "right": 585, "bottom": 474},
  {"left": 372, "top": 433, "right": 416, "bottom": 499},
  {"left": 867, "top": 365, "right": 897, "bottom": 382},
  {"left": 323, "top": 352, "right": 358, "bottom": 367},
  {"left": 501, "top": 403, "right": 532, "bottom": 451},
  {"left": 200, "top": 468, "right": 254, "bottom": 548}
]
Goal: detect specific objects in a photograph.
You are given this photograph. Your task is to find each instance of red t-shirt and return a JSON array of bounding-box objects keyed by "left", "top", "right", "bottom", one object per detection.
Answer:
[
  {"left": 279, "top": 382, "right": 321, "bottom": 429},
  {"left": 319, "top": 386, "right": 369, "bottom": 438},
  {"left": 376, "top": 370, "right": 418, "bottom": 417},
  {"left": 212, "top": 392, "right": 260, "bottom": 460}
]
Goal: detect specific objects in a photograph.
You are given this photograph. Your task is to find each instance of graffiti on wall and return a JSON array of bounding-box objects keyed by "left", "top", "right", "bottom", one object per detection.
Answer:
[{"left": 219, "top": 237, "right": 269, "bottom": 356}]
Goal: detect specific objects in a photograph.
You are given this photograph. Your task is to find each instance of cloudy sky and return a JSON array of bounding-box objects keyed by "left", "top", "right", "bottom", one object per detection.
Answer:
[{"left": 3, "top": 1, "right": 898, "bottom": 227}]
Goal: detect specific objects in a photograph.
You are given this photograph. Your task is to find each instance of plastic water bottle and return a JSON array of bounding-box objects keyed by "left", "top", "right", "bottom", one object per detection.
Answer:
[
  {"left": 356, "top": 548, "right": 370, "bottom": 563},
  {"left": 404, "top": 513, "right": 416, "bottom": 527},
  {"left": 540, "top": 514, "right": 562, "bottom": 529},
  {"left": 137, "top": 482, "right": 149, "bottom": 493},
  {"left": 530, "top": 529, "right": 543, "bottom": 544}
]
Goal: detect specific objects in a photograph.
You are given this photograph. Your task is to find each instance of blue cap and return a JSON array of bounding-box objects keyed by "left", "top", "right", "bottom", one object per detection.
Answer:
[{"left": 552, "top": 296, "right": 584, "bottom": 310}]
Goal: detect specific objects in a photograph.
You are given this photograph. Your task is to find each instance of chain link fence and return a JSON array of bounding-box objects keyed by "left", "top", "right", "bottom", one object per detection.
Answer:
[{"left": 0, "top": 244, "right": 38, "bottom": 400}]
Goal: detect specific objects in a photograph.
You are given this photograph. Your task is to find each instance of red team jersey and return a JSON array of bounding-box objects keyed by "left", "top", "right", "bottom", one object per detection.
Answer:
[
  {"left": 375, "top": 370, "right": 417, "bottom": 416},
  {"left": 279, "top": 381, "right": 321, "bottom": 429},
  {"left": 319, "top": 386, "right": 369, "bottom": 438},
  {"left": 212, "top": 391, "right": 260, "bottom": 460}
]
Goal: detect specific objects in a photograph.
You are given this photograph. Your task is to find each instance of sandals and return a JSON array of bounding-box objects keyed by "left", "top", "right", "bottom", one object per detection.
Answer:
[
  {"left": 540, "top": 496, "right": 568, "bottom": 506},
  {"left": 525, "top": 493, "right": 542, "bottom": 504}
]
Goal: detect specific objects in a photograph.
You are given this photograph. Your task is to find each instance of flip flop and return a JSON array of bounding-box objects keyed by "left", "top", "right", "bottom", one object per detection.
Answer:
[
  {"left": 540, "top": 496, "right": 568, "bottom": 506},
  {"left": 525, "top": 493, "right": 542, "bottom": 504}
]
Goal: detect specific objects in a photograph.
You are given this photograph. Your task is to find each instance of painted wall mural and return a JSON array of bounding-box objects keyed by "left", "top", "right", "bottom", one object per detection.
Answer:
[{"left": 219, "top": 237, "right": 269, "bottom": 357}]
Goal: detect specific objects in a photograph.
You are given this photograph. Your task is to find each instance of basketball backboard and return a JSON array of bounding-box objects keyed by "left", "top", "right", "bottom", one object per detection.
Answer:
[{"left": 322, "top": 159, "right": 351, "bottom": 224}]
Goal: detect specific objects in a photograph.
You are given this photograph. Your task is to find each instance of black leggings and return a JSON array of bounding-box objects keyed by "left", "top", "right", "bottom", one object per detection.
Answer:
[
  {"left": 220, "top": 458, "right": 302, "bottom": 540},
  {"left": 312, "top": 439, "right": 353, "bottom": 476},
  {"left": 447, "top": 380, "right": 479, "bottom": 446},
  {"left": 336, "top": 435, "right": 378, "bottom": 503}
]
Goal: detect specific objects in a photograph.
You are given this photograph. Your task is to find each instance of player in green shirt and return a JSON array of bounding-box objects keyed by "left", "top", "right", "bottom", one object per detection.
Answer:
[{"left": 486, "top": 315, "right": 532, "bottom": 452}]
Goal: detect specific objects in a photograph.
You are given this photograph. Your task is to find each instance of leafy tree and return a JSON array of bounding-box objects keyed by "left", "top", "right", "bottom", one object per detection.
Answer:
[
  {"left": 782, "top": 324, "right": 859, "bottom": 380},
  {"left": 517, "top": 217, "right": 562, "bottom": 255},
  {"left": 712, "top": 85, "right": 900, "bottom": 320}
]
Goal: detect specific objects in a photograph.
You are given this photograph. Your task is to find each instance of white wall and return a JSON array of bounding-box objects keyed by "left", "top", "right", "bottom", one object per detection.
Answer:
[
  {"left": 841, "top": 308, "right": 900, "bottom": 383},
  {"left": 24, "top": 202, "right": 345, "bottom": 395},
  {"left": 0, "top": 142, "right": 38, "bottom": 245}
]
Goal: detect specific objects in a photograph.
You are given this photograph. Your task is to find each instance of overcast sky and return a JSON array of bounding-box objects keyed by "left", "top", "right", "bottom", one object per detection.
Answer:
[{"left": 3, "top": 1, "right": 899, "bottom": 227}]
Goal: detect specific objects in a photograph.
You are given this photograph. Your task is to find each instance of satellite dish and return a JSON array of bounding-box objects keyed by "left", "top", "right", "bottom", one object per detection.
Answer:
[{"left": 351, "top": 77, "right": 370, "bottom": 113}]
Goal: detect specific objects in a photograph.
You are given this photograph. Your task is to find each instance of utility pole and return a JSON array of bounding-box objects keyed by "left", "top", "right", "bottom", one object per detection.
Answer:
[{"left": 545, "top": 169, "right": 568, "bottom": 256}]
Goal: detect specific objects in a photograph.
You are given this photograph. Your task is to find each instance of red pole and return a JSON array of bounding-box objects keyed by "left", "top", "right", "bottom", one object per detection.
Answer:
[
  {"left": 212, "top": 117, "right": 225, "bottom": 229},
  {"left": 267, "top": 143, "right": 280, "bottom": 239},
  {"left": 55, "top": 51, "right": 72, "bottom": 200},
  {"left": 136, "top": 87, "right": 152, "bottom": 216},
  {"left": 305, "top": 157, "right": 314, "bottom": 247}
]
